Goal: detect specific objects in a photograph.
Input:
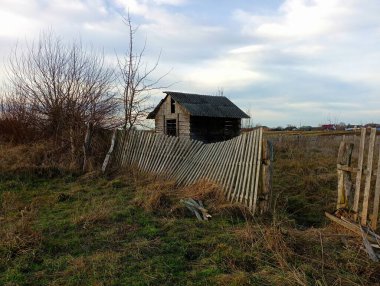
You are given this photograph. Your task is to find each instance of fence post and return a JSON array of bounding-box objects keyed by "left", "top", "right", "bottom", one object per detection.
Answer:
[
  {"left": 353, "top": 128, "right": 366, "bottom": 221},
  {"left": 102, "top": 129, "right": 117, "bottom": 173},
  {"left": 259, "top": 139, "right": 272, "bottom": 214}
]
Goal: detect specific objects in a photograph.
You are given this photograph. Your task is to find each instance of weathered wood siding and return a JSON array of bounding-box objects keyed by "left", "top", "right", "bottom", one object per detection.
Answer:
[
  {"left": 154, "top": 95, "right": 190, "bottom": 138},
  {"left": 190, "top": 117, "right": 241, "bottom": 142}
]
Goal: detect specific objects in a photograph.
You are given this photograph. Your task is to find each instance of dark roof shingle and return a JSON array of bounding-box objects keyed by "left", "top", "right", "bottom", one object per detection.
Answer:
[{"left": 147, "top": 91, "right": 250, "bottom": 119}]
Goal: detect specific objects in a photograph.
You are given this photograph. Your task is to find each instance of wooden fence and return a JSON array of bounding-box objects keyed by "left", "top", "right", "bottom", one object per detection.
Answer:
[
  {"left": 104, "top": 128, "right": 271, "bottom": 214},
  {"left": 336, "top": 128, "right": 380, "bottom": 229}
]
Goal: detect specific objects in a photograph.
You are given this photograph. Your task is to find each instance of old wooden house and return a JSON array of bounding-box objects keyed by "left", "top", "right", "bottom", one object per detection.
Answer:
[{"left": 147, "top": 91, "right": 249, "bottom": 143}]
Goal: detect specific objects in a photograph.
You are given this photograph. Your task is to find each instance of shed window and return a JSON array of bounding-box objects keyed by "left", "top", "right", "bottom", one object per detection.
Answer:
[
  {"left": 171, "top": 98, "right": 175, "bottom": 113},
  {"left": 166, "top": 119, "right": 177, "bottom": 136}
]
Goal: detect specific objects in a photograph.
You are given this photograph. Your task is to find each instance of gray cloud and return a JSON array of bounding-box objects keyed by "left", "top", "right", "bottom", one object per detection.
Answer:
[{"left": 1, "top": 0, "right": 380, "bottom": 126}]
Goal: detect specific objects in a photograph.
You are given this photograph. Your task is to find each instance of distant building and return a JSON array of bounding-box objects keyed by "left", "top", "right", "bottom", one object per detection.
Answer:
[
  {"left": 321, "top": 124, "right": 336, "bottom": 131},
  {"left": 147, "top": 91, "right": 249, "bottom": 143}
]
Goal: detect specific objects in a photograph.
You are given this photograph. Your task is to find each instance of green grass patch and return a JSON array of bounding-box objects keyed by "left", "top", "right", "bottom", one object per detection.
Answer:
[{"left": 1, "top": 143, "right": 378, "bottom": 285}]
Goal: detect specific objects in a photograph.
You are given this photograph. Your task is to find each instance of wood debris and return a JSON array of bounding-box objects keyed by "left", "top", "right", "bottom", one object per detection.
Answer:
[
  {"left": 181, "top": 198, "right": 212, "bottom": 221},
  {"left": 325, "top": 212, "right": 380, "bottom": 261}
]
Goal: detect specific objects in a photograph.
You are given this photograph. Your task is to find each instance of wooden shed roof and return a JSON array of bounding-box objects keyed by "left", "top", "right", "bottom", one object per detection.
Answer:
[{"left": 147, "top": 91, "right": 250, "bottom": 119}]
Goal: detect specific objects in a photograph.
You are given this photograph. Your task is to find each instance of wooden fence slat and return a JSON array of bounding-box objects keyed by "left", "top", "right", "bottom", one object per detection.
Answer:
[
  {"left": 198, "top": 142, "right": 219, "bottom": 182},
  {"left": 115, "top": 130, "right": 125, "bottom": 166},
  {"left": 245, "top": 131, "right": 257, "bottom": 206},
  {"left": 168, "top": 138, "right": 192, "bottom": 179},
  {"left": 126, "top": 131, "right": 137, "bottom": 165},
  {"left": 141, "top": 133, "right": 155, "bottom": 171},
  {"left": 119, "top": 131, "right": 129, "bottom": 167},
  {"left": 130, "top": 132, "right": 143, "bottom": 165},
  {"left": 337, "top": 141, "right": 347, "bottom": 209},
  {"left": 361, "top": 128, "right": 377, "bottom": 225},
  {"left": 238, "top": 133, "right": 252, "bottom": 202},
  {"left": 232, "top": 134, "right": 246, "bottom": 202},
  {"left": 152, "top": 134, "right": 168, "bottom": 173},
  {"left": 163, "top": 136, "right": 178, "bottom": 173},
  {"left": 174, "top": 140, "right": 202, "bottom": 181},
  {"left": 138, "top": 132, "right": 149, "bottom": 169},
  {"left": 185, "top": 143, "right": 213, "bottom": 185},
  {"left": 353, "top": 128, "right": 366, "bottom": 221},
  {"left": 176, "top": 142, "right": 204, "bottom": 185},
  {"left": 227, "top": 134, "right": 245, "bottom": 201},
  {"left": 110, "top": 128, "right": 266, "bottom": 214},
  {"left": 141, "top": 133, "right": 157, "bottom": 171},
  {"left": 223, "top": 135, "right": 241, "bottom": 197},
  {"left": 233, "top": 133, "right": 251, "bottom": 203},
  {"left": 112, "top": 130, "right": 122, "bottom": 167},
  {"left": 241, "top": 132, "right": 255, "bottom": 204},
  {"left": 158, "top": 137, "right": 179, "bottom": 175},
  {"left": 234, "top": 133, "right": 249, "bottom": 203},
  {"left": 135, "top": 131, "right": 146, "bottom": 165},
  {"left": 181, "top": 143, "right": 205, "bottom": 185},
  {"left": 371, "top": 142, "right": 380, "bottom": 230},
  {"left": 151, "top": 135, "right": 170, "bottom": 173},
  {"left": 248, "top": 130, "right": 259, "bottom": 210},
  {"left": 220, "top": 136, "right": 239, "bottom": 194},
  {"left": 208, "top": 140, "right": 228, "bottom": 184},
  {"left": 252, "top": 128, "right": 263, "bottom": 213}
]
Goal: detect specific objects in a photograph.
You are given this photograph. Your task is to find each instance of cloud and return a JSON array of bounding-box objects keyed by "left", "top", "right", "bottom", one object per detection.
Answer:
[{"left": 1, "top": 0, "right": 380, "bottom": 126}]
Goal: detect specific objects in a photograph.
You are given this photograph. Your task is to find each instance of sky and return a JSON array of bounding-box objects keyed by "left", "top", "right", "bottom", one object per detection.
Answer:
[{"left": 1, "top": 0, "right": 380, "bottom": 127}]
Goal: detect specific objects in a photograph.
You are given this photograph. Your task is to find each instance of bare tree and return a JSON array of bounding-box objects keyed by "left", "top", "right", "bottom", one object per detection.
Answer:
[
  {"left": 5, "top": 31, "right": 118, "bottom": 168},
  {"left": 117, "top": 14, "right": 169, "bottom": 131}
]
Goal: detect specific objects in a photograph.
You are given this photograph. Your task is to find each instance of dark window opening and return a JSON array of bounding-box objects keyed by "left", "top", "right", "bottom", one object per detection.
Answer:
[
  {"left": 166, "top": 119, "right": 177, "bottom": 136},
  {"left": 171, "top": 98, "right": 175, "bottom": 113},
  {"left": 224, "top": 120, "right": 234, "bottom": 137}
]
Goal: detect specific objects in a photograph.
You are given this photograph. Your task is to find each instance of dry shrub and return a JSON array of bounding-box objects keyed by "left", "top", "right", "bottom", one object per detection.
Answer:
[
  {"left": 180, "top": 180, "right": 226, "bottom": 205},
  {"left": 133, "top": 179, "right": 176, "bottom": 213},
  {"left": 0, "top": 141, "right": 74, "bottom": 176},
  {"left": 0, "top": 127, "right": 111, "bottom": 175}
]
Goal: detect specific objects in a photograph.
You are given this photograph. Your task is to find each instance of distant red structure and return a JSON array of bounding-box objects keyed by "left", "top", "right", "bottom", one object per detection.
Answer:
[{"left": 321, "top": 124, "right": 336, "bottom": 131}]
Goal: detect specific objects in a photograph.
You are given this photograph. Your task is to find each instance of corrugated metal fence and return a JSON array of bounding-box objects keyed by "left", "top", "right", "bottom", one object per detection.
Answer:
[{"left": 104, "top": 128, "right": 270, "bottom": 213}]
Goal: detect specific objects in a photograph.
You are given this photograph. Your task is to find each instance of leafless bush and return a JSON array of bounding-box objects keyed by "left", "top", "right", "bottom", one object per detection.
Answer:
[{"left": 2, "top": 31, "right": 119, "bottom": 168}]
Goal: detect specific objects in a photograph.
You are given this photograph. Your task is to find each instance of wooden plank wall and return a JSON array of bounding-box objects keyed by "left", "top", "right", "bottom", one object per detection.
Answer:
[
  {"left": 111, "top": 128, "right": 265, "bottom": 213},
  {"left": 337, "top": 128, "right": 380, "bottom": 229}
]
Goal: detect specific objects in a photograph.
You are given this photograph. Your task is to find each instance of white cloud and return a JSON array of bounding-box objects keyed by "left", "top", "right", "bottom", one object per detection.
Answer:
[
  {"left": 1, "top": 0, "right": 380, "bottom": 126},
  {"left": 186, "top": 57, "right": 267, "bottom": 90}
]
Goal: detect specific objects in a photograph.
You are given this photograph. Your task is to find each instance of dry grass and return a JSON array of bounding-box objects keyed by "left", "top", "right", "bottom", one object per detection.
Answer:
[
  {"left": 0, "top": 141, "right": 74, "bottom": 176},
  {"left": 130, "top": 176, "right": 254, "bottom": 220},
  {"left": 2, "top": 134, "right": 380, "bottom": 285},
  {"left": 72, "top": 198, "right": 115, "bottom": 229},
  {"left": 0, "top": 200, "right": 42, "bottom": 260}
]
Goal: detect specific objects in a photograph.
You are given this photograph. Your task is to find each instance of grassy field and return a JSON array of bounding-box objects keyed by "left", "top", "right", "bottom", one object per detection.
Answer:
[{"left": 1, "top": 135, "right": 380, "bottom": 285}]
